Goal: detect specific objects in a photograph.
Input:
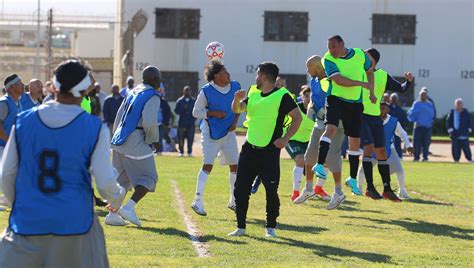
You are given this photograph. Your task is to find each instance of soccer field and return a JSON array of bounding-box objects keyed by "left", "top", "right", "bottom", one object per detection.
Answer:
[{"left": 1, "top": 157, "right": 472, "bottom": 266}]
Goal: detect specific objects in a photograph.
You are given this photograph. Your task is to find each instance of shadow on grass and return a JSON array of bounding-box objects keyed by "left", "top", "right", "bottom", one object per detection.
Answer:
[
  {"left": 405, "top": 198, "right": 453, "bottom": 207},
  {"left": 250, "top": 235, "right": 392, "bottom": 263},
  {"left": 247, "top": 218, "right": 328, "bottom": 234},
  {"left": 340, "top": 216, "right": 474, "bottom": 240},
  {"left": 140, "top": 226, "right": 247, "bottom": 245}
]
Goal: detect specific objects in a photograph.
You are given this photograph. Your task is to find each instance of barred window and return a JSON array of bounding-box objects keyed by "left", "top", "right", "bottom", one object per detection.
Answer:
[
  {"left": 155, "top": 8, "right": 200, "bottom": 39},
  {"left": 264, "top": 11, "right": 309, "bottom": 42},
  {"left": 372, "top": 14, "right": 416, "bottom": 45}
]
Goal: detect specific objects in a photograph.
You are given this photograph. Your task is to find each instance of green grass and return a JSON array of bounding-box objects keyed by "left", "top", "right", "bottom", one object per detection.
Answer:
[{"left": 1, "top": 157, "right": 473, "bottom": 266}]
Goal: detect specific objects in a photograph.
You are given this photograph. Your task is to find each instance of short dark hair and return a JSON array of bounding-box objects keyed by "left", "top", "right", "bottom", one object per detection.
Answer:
[
  {"left": 366, "top": 48, "right": 380, "bottom": 64},
  {"left": 54, "top": 60, "right": 88, "bottom": 94},
  {"left": 204, "top": 60, "right": 225, "bottom": 82},
  {"left": 328, "top": 35, "right": 344, "bottom": 43},
  {"left": 257, "top": 62, "right": 279, "bottom": 83},
  {"left": 300, "top": 85, "right": 310, "bottom": 96}
]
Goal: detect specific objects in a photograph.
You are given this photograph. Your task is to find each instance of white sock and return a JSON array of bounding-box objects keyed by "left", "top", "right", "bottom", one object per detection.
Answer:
[
  {"left": 293, "top": 166, "right": 304, "bottom": 191},
  {"left": 123, "top": 199, "right": 137, "bottom": 210},
  {"left": 396, "top": 170, "right": 406, "bottom": 190},
  {"left": 229, "top": 172, "right": 237, "bottom": 202},
  {"left": 195, "top": 169, "right": 209, "bottom": 198},
  {"left": 316, "top": 178, "right": 325, "bottom": 187}
]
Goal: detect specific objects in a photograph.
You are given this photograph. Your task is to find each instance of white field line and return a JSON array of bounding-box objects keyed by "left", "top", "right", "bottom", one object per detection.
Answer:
[{"left": 171, "top": 180, "right": 211, "bottom": 257}]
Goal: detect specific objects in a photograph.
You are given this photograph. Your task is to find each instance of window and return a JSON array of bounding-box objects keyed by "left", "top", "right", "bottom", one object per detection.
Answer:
[
  {"left": 386, "top": 76, "right": 415, "bottom": 108},
  {"left": 278, "top": 74, "right": 307, "bottom": 96},
  {"left": 155, "top": 8, "right": 200, "bottom": 39},
  {"left": 372, "top": 14, "right": 416, "bottom": 44},
  {"left": 160, "top": 71, "right": 199, "bottom": 101},
  {"left": 264, "top": 11, "right": 308, "bottom": 42}
]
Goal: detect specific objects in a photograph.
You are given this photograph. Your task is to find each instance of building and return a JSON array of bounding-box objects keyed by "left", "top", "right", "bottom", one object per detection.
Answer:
[{"left": 122, "top": 0, "right": 473, "bottom": 117}]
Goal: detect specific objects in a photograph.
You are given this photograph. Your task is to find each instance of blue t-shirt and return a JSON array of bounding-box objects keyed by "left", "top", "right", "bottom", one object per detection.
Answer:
[
  {"left": 324, "top": 48, "right": 372, "bottom": 77},
  {"left": 310, "top": 77, "right": 326, "bottom": 112}
]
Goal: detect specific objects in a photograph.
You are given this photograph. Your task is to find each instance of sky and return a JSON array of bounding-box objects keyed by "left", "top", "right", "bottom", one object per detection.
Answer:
[{"left": 1, "top": 0, "right": 116, "bottom": 17}]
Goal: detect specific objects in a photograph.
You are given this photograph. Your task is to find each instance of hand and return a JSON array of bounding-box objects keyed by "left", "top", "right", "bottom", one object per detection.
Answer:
[
  {"left": 273, "top": 137, "right": 289, "bottom": 149},
  {"left": 208, "top": 110, "right": 226, "bottom": 119},
  {"left": 108, "top": 186, "right": 127, "bottom": 212},
  {"left": 407, "top": 147, "right": 414, "bottom": 155},
  {"left": 234, "top": 90, "right": 246, "bottom": 101},
  {"left": 369, "top": 93, "right": 377, "bottom": 104},
  {"left": 405, "top": 72, "right": 413, "bottom": 82}
]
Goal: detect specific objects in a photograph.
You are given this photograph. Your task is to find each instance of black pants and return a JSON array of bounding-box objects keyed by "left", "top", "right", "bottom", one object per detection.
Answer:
[{"left": 234, "top": 142, "right": 281, "bottom": 229}]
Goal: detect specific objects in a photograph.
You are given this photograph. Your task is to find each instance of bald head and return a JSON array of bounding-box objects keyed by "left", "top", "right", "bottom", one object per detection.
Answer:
[
  {"left": 29, "top": 79, "right": 43, "bottom": 99},
  {"left": 306, "top": 55, "right": 326, "bottom": 79},
  {"left": 142, "top": 66, "right": 162, "bottom": 89}
]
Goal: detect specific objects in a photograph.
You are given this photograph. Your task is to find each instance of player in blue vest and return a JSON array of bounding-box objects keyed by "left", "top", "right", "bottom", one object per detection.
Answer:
[
  {"left": 0, "top": 74, "right": 24, "bottom": 159},
  {"left": 191, "top": 61, "right": 241, "bottom": 216},
  {"left": 19, "top": 79, "right": 42, "bottom": 111},
  {"left": 107, "top": 66, "right": 162, "bottom": 227},
  {"left": 357, "top": 102, "right": 413, "bottom": 199},
  {"left": 0, "top": 60, "right": 125, "bottom": 267}
]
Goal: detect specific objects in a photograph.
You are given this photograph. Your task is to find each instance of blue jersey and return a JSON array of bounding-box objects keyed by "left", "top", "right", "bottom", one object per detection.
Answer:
[
  {"left": 201, "top": 80, "right": 240, "bottom": 140},
  {"left": 10, "top": 108, "right": 101, "bottom": 235},
  {"left": 0, "top": 95, "right": 18, "bottom": 147},
  {"left": 310, "top": 77, "right": 326, "bottom": 112},
  {"left": 384, "top": 116, "right": 398, "bottom": 158},
  {"left": 19, "top": 92, "right": 39, "bottom": 112},
  {"left": 111, "top": 85, "right": 159, "bottom": 146}
]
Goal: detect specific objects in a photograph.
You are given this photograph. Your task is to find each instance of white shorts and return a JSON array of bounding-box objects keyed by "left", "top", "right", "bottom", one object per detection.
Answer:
[
  {"left": 201, "top": 131, "right": 239, "bottom": 166},
  {"left": 387, "top": 147, "right": 403, "bottom": 174}
]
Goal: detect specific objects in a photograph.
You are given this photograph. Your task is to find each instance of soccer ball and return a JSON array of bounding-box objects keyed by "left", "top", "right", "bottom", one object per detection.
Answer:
[{"left": 205, "top": 41, "right": 224, "bottom": 61}]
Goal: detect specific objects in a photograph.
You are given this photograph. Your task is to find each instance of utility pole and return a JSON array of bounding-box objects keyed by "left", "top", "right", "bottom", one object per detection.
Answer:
[
  {"left": 113, "top": 0, "right": 124, "bottom": 86},
  {"left": 45, "top": 8, "right": 53, "bottom": 81},
  {"left": 34, "top": 0, "right": 41, "bottom": 78}
]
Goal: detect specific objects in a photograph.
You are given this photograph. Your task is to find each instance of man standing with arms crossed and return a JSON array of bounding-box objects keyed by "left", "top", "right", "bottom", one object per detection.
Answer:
[
  {"left": 229, "top": 62, "right": 301, "bottom": 237},
  {"left": 312, "top": 35, "right": 375, "bottom": 204}
]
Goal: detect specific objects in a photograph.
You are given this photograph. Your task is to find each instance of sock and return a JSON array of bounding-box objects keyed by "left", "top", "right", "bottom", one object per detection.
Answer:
[
  {"left": 396, "top": 170, "right": 406, "bottom": 190},
  {"left": 123, "top": 199, "right": 137, "bottom": 210},
  {"left": 305, "top": 181, "right": 313, "bottom": 191},
  {"left": 377, "top": 160, "right": 392, "bottom": 192},
  {"left": 293, "top": 166, "right": 304, "bottom": 191},
  {"left": 229, "top": 172, "right": 236, "bottom": 201},
  {"left": 362, "top": 156, "right": 375, "bottom": 190},
  {"left": 195, "top": 169, "right": 209, "bottom": 198},
  {"left": 316, "top": 177, "right": 326, "bottom": 187},
  {"left": 348, "top": 150, "right": 361, "bottom": 179},
  {"left": 317, "top": 137, "right": 331, "bottom": 165},
  {"left": 335, "top": 184, "right": 343, "bottom": 195},
  {"left": 357, "top": 164, "right": 365, "bottom": 191}
]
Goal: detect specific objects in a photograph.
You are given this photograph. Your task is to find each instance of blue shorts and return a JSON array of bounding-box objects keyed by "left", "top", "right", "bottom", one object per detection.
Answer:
[{"left": 360, "top": 114, "right": 385, "bottom": 148}]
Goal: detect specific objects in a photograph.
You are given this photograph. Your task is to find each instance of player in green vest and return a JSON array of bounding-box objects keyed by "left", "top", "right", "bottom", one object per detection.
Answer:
[
  {"left": 359, "top": 48, "right": 413, "bottom": 201},
  {"left": 312, "top": 35, "right": 375, "bottom": 205},
  {"left": 229, "top": 62, "right": 302, "bottom": 238}
]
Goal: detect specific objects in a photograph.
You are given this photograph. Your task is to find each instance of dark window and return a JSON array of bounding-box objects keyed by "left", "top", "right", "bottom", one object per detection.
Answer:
[
  {"left": 386, "top": 76, "right": 415, "bottom": 108},
  {"left": 155, "top": 8, "right": 200, "bottom": 39},
  {"left": 372, "top": 14, "right": 416, "bottom": 44},
  {"left": 264, "top": 11, "right": 308, "bottom": 42},
  {"left": 278, "top": 74, "right": 307, "bottom": 96},
  {"left": 161, "top": 71, "right": 199, "bottom": 101}
]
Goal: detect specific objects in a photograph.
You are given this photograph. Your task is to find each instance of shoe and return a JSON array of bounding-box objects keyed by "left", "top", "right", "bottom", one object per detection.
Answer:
[
  {"left": 228, "top": 228, "right": 246, "bottom": 236},
  {"left": 314, "top": 186, "right": 331, "bottom": 201},
  {"left": 265, "top": 228, "right": 277, "bottom": 237},
  {"left": 398, "top": 188, "right": 410, "bottom": 199},
  {"left": 187, "top": 153, "right": 193, "bottom": 157},
  {"left": 94, "top": 196, "right": 108, "bottom": 207},
  {"left": 312, "top": 164, "right": 327, "bottom": 179},
  {"left": 191, "top": 198, "right": 207, "bottom": 216},
  {"left": 291, "top": 191, "right": 300, "bottom": 201},
  {"left": 178, "top": 153, "right": 184, "bottom": 157},
  {"left": 327, "top": 192, "right": 346, "bottom": 210},
  {"left": 293, "top": 189, "right": 315, "bottom": 204},
  {"left": 365, "top": 188, "right": 383, "bottom": 200},
  {"left": 105, "top": 212, "right": 128, "bottom": 226},
  {"left": 345, "top": 177, "right": 362, "bottom": 195},
  {"left": 422, "top": 159, "right": 428, "bottom": 162},
  {"left": 251, "top": 177, "right": 261, "bottom": 194},
  {"left": 118, "top": 207, "right": 142, "bottom": 226},
  {"left": 0, "top": 206, "right": 6, "bottom": 212},
  {"left": 383, "top": 190, "right": 402, "bottom": 202}
]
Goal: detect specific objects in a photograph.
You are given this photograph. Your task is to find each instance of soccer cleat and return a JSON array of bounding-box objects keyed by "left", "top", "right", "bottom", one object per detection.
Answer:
[
  {"left": 293, "top": 189, "right": 315, "bottom": 204},
  {"left": 191, "top": 199, "right": 207, "bottom": 216},
  {"left": 398, "top": 189, "right": 410, "bottom": 199},
  {"left": 105, "top": 212, "right": 128, "bottom": 226},
  {"left": 312, "top": 164, "right": 327, "bottom": 179},
  {"left": 383, "top": 190, "right": 402, "bottom": 202},
  {"left": 228, "top": 228, "right": 246, "bottom": 237},
  {"left": 291, "top": 191, "right": 300, "bottom": 201},
  {"left": 327, "top": 192, "right": 346, "bottom": 210},
  {"left": 265, "top": 228, "right": 277, "bottom": 238},
  {"left": 314, "top": 186, "right": 331, "bottom": 201},
  {"left": 118, "top": 207, "right": 142, "bottom": 227},
  {"left": 345, "top": 177, "right": 362, "bottom": 196},
  {"left": 365, "top": 188, "right": 383, "bottom": 200},
  {"left": 94, "top": 196, "right": 108, "bottom": 207}
]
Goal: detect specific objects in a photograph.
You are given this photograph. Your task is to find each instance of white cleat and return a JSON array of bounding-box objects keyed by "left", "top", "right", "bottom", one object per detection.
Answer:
[
  {"left": 326, "top": 192, "right": 346, "bottom": 210},
  {"left": 228, "top": 228, "right": 246, "bottom": 237},
  {"left": 191, "top": 199, "right": 207, "bottom": 216},
  {"left": 265, "top": 228, "right": 277, "bottom": 238},
  {"left": 105, "top": 212, "right": 128, "bottom": 226},
  {"left": 398, "top": 189, "right": 410, "bottom": 199},
  {"left": 118, "top": 207, "right": 142, "bottom": 227},
  {"left": 293, "top": 189, "right": 316, "bottom": 204}
]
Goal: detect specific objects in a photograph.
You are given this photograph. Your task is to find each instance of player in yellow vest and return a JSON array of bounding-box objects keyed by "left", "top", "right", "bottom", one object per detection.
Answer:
[
  {"left": 312, "top": 35, "right": 375, "bottom": 206},
  {"left": 229, "top": 62, "right": 302, "bottom": 237},
  {"left": 359, "top": 48, "right": 413, "bottom": 201}
]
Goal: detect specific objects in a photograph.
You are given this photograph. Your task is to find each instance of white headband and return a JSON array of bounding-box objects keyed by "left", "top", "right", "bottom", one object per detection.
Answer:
[
  {"left": 4, "top": 76, "right": 21, "bottom": 91},
  {"left": 53, "top": 73, "right": 92, "bottom": 97}
]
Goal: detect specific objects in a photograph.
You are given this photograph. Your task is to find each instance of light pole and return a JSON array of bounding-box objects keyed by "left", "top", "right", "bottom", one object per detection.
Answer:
[{"left": 34, "top": 0, "right": 41, "bottom": 79}]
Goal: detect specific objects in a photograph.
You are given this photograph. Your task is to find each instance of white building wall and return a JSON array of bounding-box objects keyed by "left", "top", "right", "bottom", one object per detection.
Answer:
[{"left": 72, "top": 29, "right": 114, "bottom": 58}]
